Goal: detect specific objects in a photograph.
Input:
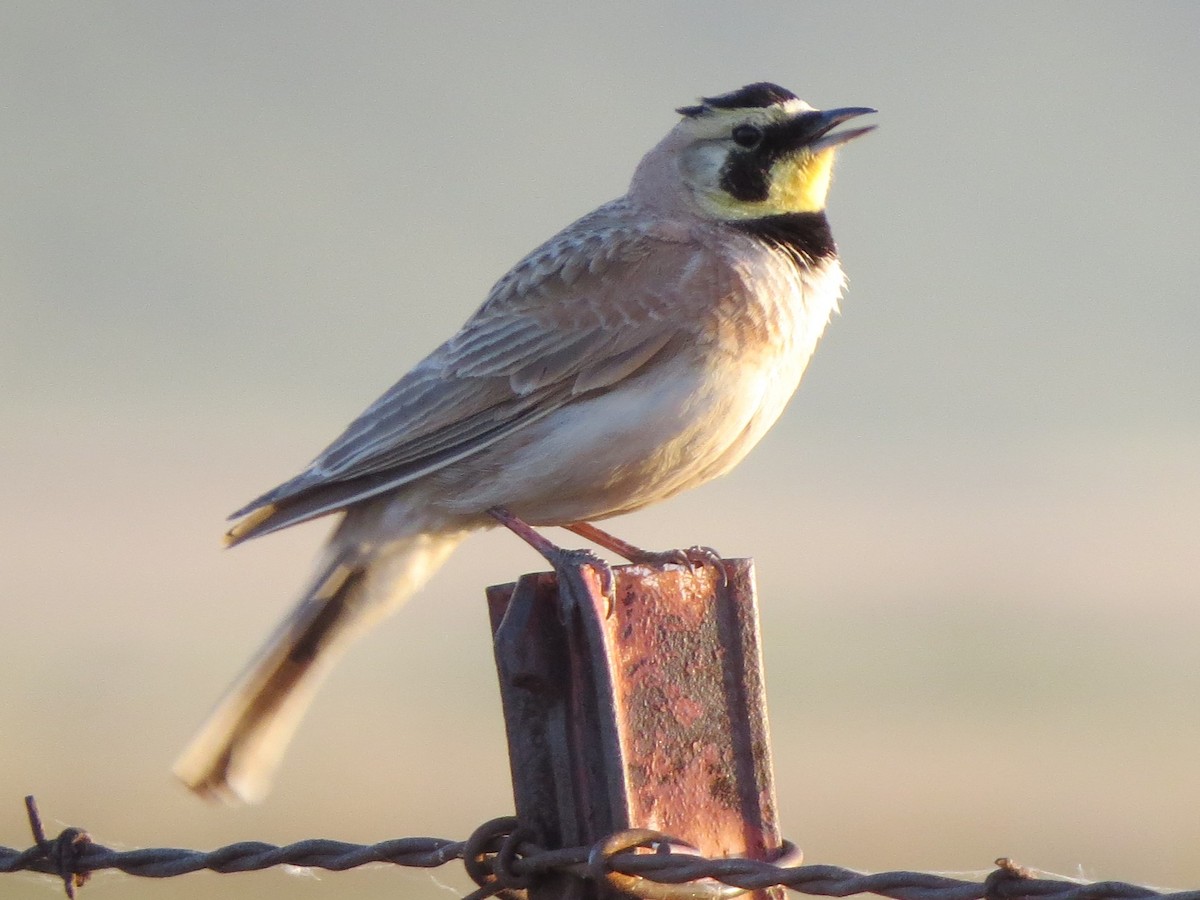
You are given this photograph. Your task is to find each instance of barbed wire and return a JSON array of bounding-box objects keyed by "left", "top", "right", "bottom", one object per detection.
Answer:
[{"left": 3, "top": 798, "right": 1198, "bottom": 900}]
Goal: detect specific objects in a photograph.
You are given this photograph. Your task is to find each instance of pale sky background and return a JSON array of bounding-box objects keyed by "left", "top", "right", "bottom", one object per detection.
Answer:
[{"left": 2, "top": 3, "right": 1199, "bottom": 899}]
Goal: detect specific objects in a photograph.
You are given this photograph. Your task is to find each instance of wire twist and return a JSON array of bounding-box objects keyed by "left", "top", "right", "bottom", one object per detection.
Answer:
[{"left": 5, "top": 798, "right": 1199, "bottom": 900}]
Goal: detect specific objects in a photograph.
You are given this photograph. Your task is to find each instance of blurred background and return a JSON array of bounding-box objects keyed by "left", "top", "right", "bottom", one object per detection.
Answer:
[{"left": 3, "top": 3, "right": 1198, "bottom": 897}]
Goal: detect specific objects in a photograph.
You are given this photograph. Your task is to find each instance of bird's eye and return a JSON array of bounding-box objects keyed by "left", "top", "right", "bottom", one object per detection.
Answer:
[{"left": 731, "top": 124, "right": 763, "bottom": 148}]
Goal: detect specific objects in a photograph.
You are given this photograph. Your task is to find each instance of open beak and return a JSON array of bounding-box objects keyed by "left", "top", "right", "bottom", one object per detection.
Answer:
[{"left": 799, "top": 106, "right": 877, "bottom": 153}]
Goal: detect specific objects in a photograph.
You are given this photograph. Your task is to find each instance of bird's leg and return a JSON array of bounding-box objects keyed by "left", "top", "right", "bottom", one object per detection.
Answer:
[
  {"left": 488, "top": 507, "right": 615, "bottom": 598},
  {"left": 564, "top": 521, "right": 726, "bottom": 584}
]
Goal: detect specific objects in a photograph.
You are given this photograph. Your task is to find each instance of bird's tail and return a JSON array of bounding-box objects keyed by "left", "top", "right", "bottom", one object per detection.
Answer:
[{"left": 173, "top": 528, "right": 465, "bottom": 803}]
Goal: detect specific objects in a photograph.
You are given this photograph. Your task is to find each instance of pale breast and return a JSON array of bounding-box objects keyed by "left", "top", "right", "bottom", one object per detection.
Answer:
[{"left": 427, "top": 242, "right": 845, "bottom": 525}]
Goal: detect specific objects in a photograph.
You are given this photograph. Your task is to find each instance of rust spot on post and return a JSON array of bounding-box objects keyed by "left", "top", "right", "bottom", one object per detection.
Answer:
[{"left": 488, "top": 559, "right": 784, "bottom": 900}]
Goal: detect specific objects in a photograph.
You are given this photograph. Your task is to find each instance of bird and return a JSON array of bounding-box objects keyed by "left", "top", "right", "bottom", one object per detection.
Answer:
[{"left": 174, "top": 82, "right": 874, "bottom": 803}]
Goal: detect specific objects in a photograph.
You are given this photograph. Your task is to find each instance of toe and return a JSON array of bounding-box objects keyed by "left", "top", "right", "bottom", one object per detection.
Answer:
[
  {"left": 551, "top": 547, "right": 616, "bottom": 608},
  {"left": 684, "top": 546, "right": 727, "bottom": 586}
]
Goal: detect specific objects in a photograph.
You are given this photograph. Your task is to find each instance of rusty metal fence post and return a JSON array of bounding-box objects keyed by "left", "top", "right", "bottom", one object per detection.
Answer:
[{"left": 487, "top": 559, "right": 787, "bottom": 900}]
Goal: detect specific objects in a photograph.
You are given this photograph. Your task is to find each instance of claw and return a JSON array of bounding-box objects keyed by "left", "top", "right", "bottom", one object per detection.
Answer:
[
  {"left": 548, "top": 546, "right": 617, "bottom": 614},
  {"left": 682, "top": 545, "right": 728, "bottom": 587},
  {"left": 488, "top": 507, "right": 618, "bottom": 614},
  {"left": 562, "top": 522, "right": 726, "bottom": 586},
  {"left": 640, "top": 547, "right": 693, "bottom": 569},
  {"left": 621, "top": 544, "right": 726, "bottom": 587}
]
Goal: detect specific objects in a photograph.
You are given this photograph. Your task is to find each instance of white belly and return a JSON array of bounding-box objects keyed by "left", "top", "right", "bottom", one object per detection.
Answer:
[{"left": 430, "top": 255, "right": 844, "bottom": 525}]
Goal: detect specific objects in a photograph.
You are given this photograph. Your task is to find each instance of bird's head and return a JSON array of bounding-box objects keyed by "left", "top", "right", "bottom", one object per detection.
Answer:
[{"left": 632, "top": 83, "right": 874, "bottom": 221}]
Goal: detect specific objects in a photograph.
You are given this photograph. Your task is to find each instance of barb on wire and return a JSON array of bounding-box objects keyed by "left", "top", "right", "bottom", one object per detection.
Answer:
[{"left": 4, "top": 797, "right": 1199, "bottom": 900}]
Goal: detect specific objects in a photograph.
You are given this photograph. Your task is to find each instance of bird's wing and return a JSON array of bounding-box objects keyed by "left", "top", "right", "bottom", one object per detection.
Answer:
[{"left": 227, "top": 208, "right": 720, "bottom": 543}]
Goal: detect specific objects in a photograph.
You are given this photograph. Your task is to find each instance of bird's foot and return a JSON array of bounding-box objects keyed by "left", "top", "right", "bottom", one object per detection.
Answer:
[
  {"left": 488, "top": 507, "right": 617, "bottom": 607},
  {"left": 629, "top": 545, "right": 727, "bottom": 586},
  {"left": 563, "top": 522, "right": 726, "bottom": 586},
  {"left": 542, "top": 546, "right": 616, "bottom": 602}
]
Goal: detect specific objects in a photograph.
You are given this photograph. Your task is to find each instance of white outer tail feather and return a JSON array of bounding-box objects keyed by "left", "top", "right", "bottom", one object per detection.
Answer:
[{"left": 173, "top": 529, "right": 466, "bottom": 803}]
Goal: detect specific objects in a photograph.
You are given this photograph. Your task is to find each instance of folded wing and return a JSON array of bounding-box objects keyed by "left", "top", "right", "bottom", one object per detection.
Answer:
[{"left": 226, "top": 208, "right": 713, "bottom": 544}]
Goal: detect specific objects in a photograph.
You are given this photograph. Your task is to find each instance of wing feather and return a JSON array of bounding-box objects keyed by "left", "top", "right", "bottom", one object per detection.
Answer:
[{"left": 229, "top": 202, "right": 711, "bottom": 541}]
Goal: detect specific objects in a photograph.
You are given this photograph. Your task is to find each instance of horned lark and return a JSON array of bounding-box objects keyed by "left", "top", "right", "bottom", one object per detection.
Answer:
[{"left": 175, "top": 82, "right": 874, "bottom": 802}]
